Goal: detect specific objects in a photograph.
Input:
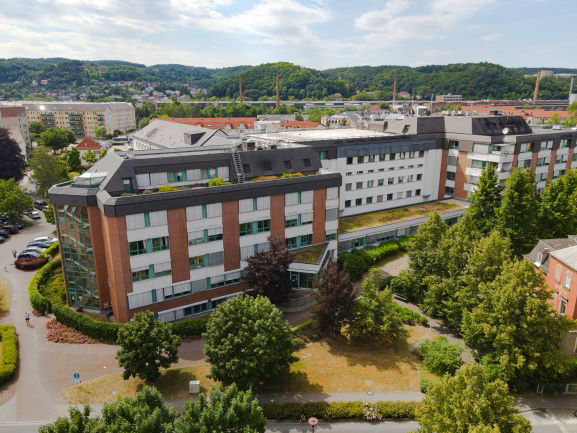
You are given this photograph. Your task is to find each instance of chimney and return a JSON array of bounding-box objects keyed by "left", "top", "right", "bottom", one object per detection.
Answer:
[
  {"left": 393, "top": 79, "right": 397, "bottom": 103},
  {"left": 239, "top": 75, "right": 243, "bottom": 104},
  {"left": 276, "top": 74, "right": 280, "bottom": 107},
  {"left": 533, "top": 71, "right": 541, "bottom": 102}
]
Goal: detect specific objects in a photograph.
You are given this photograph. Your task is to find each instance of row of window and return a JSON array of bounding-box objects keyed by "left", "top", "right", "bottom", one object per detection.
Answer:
[
  {"left": 240, "top": 219, "right": 271, "bottom": 236},
  {"left": 286, "top": 234, "right": 313, "bottom": 249},
  {"left": 129, "top": 236, "right": 169, "bottom": 256},
  {"left": 345, "top": 163, "right": 425, "bottom": 177},
  {"left": 189, "top": 251, "right": 225, "bottom": 270},
  {"left": 345, "top": 174, "right": 422, "bottom": 191},
  {"left": 132, "top": 262, "right": 171, "bottom": 282},
  {"left": 136, "top": 166, "right": 229, "bottom": 188},
  {"left": 285, "top": 212, "right": 312, "bottom": 228},
  {"left": 157, "top": 292, "right": 241, "bottom": 322},
  {"left": 126, "top": 211, "right": 167, "bottom": 230},
  {"left": 346, "top": 151, "right": 425, "bottom": 165},
  {"left": 344, "top": 189, "right": 422, "bottom": 208},
  {"left": 241, "top": 242, "right": 270, "bottom": 260},
  {"left": 188, "top": 227, "right": 223, "bottom": 245}
]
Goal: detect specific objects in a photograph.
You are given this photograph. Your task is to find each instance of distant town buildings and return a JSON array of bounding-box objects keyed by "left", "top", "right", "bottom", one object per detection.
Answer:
[
  {"left": 435, "top": 94, "right": 463, "bottom": 102},
  {"left": 0, "top": 106, "right": 32, "bottom": 157},
  {"left": 0, "top": 101, "right": 136, "bottom": 138}
]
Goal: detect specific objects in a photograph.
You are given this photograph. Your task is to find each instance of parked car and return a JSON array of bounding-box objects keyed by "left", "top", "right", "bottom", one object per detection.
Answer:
[
  {"left": 29, "top": 211, "right": 41, "bottom": 220},
  {"left": 27, "top": 241, "right": 51, "bottom": 248},
  {"left": 34, "top": 236, "right": 56, "bottom": 243},
  {"left": 18, "top": 252, "right": 40, "bottom": 259},
  {"left": 0, "top": 229, "right": 9, "bottom": 238},
  {"left": 0, "top": 214, "right": 8, "bottom": 223},
  {"left": 2, "top": 224, "right": 19, "bottom": 234},
  {"left": 34, "top": 200, "right": 48, "bottom": 211},
  {"left": 21, "top": 246, "right": 43, "bottom": 254},
  {"left": 0, "top": 236, "right": 5, "bottom": 244}
]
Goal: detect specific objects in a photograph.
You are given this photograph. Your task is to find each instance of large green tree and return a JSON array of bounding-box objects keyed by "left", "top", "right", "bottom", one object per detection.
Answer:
[
  {"left": 172, "top": 384, "right": 266, "bottom": 433},
  {"left": 38, "top": 127, "right": 76, "bottom": 153},
  {"left": 462, "top": 259, "right": 570, "bottom": 382},
  {"left": 311, "top": 262, "right": 355, "bottom": 336},
  {"left": 408, "top": 212, "right": 448, "bottom": 285},
  {"left": 0, "top": 179, "right": 33, "bottom": 223},
  {"left": 29, "top": 121, "right": 48, "bottom": 142},
  {"left": 65, "top": 148, "right": 82, "bottom": 173},
  {"left": 348, "top": 269, "right": 405, "bottom": 345},
  {"left": 0, "top": 127, "right": 26, "bottom": 181},
  {"left": 28, "top": 146, "right": 68, "bottom": 197},
  {"left": 539, "top": 170, "right": 577, "bottom": 238},
  {"left": 497, "top": 168, "right": 539, "bottom": 256},
  {"left": 417, "top": 364, "right": 531, "bottom": 433},
  {"left": 244, "top": 236, "right": 293, "bottom": 303},
  {"left": 116, "top": 311, "right": 181, "bottom": 382},
  {"left": 39, "top": 406, "right": 95, "bottom": 433},
  {"left": 203, "top": 295, "right": 297, "bottom": 389},
  {"left": 467, "top": 164, "right": 501, "bottom": 235},
  {"left": 94, "top": 126, "right": 107, "bottom": 139}
]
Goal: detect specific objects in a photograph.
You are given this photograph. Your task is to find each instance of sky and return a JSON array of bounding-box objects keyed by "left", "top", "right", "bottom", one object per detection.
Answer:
[{"left": 0, "top": 0, "right": 576, "bottom": 69}]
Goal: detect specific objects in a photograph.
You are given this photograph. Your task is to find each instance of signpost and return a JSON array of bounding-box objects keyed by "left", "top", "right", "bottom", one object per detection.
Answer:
[
  {"left": 73, "top": 369, "right": 80, "bottom": 385},
  {"left": 308, "top": 417, "right": 319, "bottom": 432}
]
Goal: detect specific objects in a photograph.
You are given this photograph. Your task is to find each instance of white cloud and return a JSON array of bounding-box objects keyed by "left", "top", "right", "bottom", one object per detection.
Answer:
[
  {"left": 480, "top": 32, "right": 503, "bottom": 42},
  {"left": 355, "top": 0, "right": 495, "bottom": 46}
]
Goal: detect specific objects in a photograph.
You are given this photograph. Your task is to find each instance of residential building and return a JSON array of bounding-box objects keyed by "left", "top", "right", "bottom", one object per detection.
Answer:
[
  {"left": 0, "top": 101, "right": 136, "bottom": 138},
  {"left": 49, "top": 145, "right": 340, "bottom": 322},
  {"left": 76, "top": 137, "right": 102, "bottom": 154},
  {"left": 131, "top": 119, "right": 232, "bottom": 150},
  {"left": 0, "top": 106, "right": 32, "bottom": 157},
  {"left": 435, "top": 94, "right": 463, "bottom": 102},
  {"left": 526, "top": 236, "right": 577, "bottom": 355},
  {"left": 164, "top": 117, "right": 256, "bottom": 130}
]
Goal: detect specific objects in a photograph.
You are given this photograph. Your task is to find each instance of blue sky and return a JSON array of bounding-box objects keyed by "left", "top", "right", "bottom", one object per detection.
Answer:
[{"left": 0, "top": 0, "right": 575, "bottom": 69}]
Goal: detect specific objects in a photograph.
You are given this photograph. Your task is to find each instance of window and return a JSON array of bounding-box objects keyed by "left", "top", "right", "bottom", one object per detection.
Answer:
[
  {"left": 319, "top": 151, "right": 328, "bottom": 160},
  {"left": 286, "top": 237, "right": 298, "bottom": 249},
  {"left": 186, "top": 206, "right": 203, "bottom": 221},
  {"left": 207, "top": 227, "right": 223, "bottom": 242},
  {"left": 366, "top": 196, "right": 373, "bottom": 204},
  {"left": 206, "top": 203, "right": 222, "bottom": 218},
  {"left": 389, "top": 153, "right": 395, "bottom": 160},
  {"left": 126, "top": 213, "right": 146, "bottom": 230},
  {"left": 446, "top": 171, "right": 456, "bottom": 181},
  {"left": 151, "top": 236, "right": 169, "bottom": 252},
  {"left": 188, "top": 230, "right": 204, "bottom": 245},
  {"left": 257, "top": 219, "right": 271, "bottom": 233},
  {"left": 417, "top": 174, "right": 422, "bottom": 181},
  {"left": 345, "top": 200, "right": 351, "bottom": 208},
  {"left": 168, "top": 170, "right": 186, "bottom": 183},
  {"left": 132, "top": 267, "right": 150, "bottom": 282},
  {"left": 388, "top": 177, "right": 394, "bottom": 185},
  {"left": 355, "top": 198, "right": 362, "bottom": 206},
  {"left": 154, "top": 262, "right": 171, "bottom": 277},
  {"left": 239, "top": 222, "right": 253, "bottom": 236},
  {"left": 284, "top": 160, "right": 292, "bottom": 169},
  {"left": 416, "top": 189, "right": 421, "bottom": 196},
  {"left": 358, "top": 156, "right": 364, "bottom": 164},
  {"left": 406, "top": 190, "right": 412, "bottom": 198},
  {"left": 303, "top": 158, "right": 311, "bottom": 167},
  {"left": 560, "top": 139, "right": 569, "bottom": 149},
  {"left": 345, "top": 183, "right": 352, "bottom": 191},
  {"left": 407, "top": 175, "right": 414, "bottom": 182},
  {"left": 301, "top": 191, "right": 313, "bottom": 203},
  {"left": 239, "top": 198, "right": 253, "bottom": 213},
  {"left": 565, "top": 272, "right": 572, "bottom": 289},
  {"left": 129, "top": 240, "right": 146, "bottom": 256},
  {"left": 387, "top": 193, "right": 393, "bottom": 201},
  {"left": 300, "top": 212, "right": 313, "bottom": 225},
  {"left": 285, "top": 215, "right": 299, "bottom": 228},
  {"left": 449, "top": 140, "right": 459, "bottom": 149},
  {"left": 368, "top": 155, "right": 375, "bottom": 163},
  {"left": 396, "top": 192, "right": 404, "bottom": 199},
  {"left": 367, "top": 180, "right": 374, "bottom": 188},
  {"left": 447, "top": 156, "right": 457, "bottom": 166},
  {"left": 326, "top": 231, "right": 337, "bottom": 241},
  {"left": 519, "top": 142, "right": 532, "bottom": 153},
  {"left": 419, "top": 151, "right": 425, "bottom": 158},
  {"left": 398, "top": 176, "right": 404, "bottom": 183},
  {"left": 300, "top": 234, "right": 312, "bottom": 247},
  {"left": 545, "top": 140, "right": 554, "bottom": 149},
  {"left": 377, "top": 195, "right": 383, "bottom": 202},
  {"left": 189, "top": 255, "right": 206, "bottom": 269},
  {"left": 356, "top": 181, "right": 363, "bottom": 189},
  {"left": 207, "top": 251, "right": 224, "bottom": 266},
  {"left": 522, "top": 159, "right": 532, "bottom": 168},
  {"left": 560, "top": 298, "right": 568, "bottom": 315},
  {"left": 555, "top": 264, "right": 562, "bottom": 283},
  {"left": 378, "top": 179, "right": 384, "bottom": 186},
  {"left": 149, "top": 211, "right": 167, "bottom": 226},
  {"left": 445, "top": 186, "right": 454, "bottom": 195},
  {"left": 346, "top": 157, "right": 353, "bottom": 165}
]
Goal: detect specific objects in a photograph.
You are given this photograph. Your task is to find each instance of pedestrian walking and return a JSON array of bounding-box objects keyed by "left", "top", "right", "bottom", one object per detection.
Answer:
[
  {"left": 12, "top": 250, "right": 17, "bottom": 258},
  {"left": 3, "top": 265, "right": 7, "bottom": 272},
  {"left": 25, "top": 312, "right": 30, "bottom": 326}
]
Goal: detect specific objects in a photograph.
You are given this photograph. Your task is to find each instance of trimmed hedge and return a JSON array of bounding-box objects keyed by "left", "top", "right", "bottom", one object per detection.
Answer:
[
  {"left": 171, "top": 316, "right": 209, "bottom": 338},
  {"left": 52, "top": 304, "right": 123, "bottom": 343},
  {"left": 0, "top": 326, "right": 18, "bottom": 384},
  {"left": 261, "top": 401, "right": 420, "bottom": 421},
  {"left": 39, "top": 241, "right": 59, "bottom": 258},
  {"left": 338, "top": 238, "right": 411, "bottom": 281},
  {"left": 29, "top": 257, "right": 62, "bottom": 314}
]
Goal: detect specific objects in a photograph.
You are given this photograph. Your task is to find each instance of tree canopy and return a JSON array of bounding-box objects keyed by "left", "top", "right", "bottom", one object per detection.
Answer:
[
  {"left": 0, "top": 179, "right": 33, "bottom": 223},
  {"left": 467, "top": 165, "right": 501, "bottom": 235},
  {"left": 28, "top": 145, "right": 68, "bottom": 197},
  {"left": 38, "top": 127, "right": 75, "bottom": 152},
  {"left": 0, "top": 127, "right": 26, "bottom": 181}
]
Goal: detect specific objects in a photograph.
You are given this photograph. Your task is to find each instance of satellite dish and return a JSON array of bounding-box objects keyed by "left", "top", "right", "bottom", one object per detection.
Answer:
[{"left": 502, "top": 127, "right": 510, "bottom": 135}]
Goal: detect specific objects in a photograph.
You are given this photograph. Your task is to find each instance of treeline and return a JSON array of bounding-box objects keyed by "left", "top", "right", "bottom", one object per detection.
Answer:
[{"left": 2, "top": 58, "right": 575, "bottom": 100}]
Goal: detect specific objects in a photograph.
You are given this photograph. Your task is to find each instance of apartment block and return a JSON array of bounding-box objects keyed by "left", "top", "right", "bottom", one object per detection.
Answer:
[
  {"left": 49, "top": 145, "right": 340, "bottom": 322},
  {"left": 0, "top": 106, "right": 32, "bottom": 157},
  {"left": 0, "top": 101, "right": 136, "bottom": 138}
]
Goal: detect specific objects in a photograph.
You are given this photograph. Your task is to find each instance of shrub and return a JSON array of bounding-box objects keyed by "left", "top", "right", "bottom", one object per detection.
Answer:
[
  {"left": 394, "top": 304, "right": 428, "bottom": 326},
  {"left": 29, "top": 257, "right": 62, "bottom": 314},
  {"left": 420, "top": 337, "right": 463, "bottom": 375},
  {"left": 39, "top": 241, "right": 59, "bottom": 258},
  {"left": 290, "top": 319, "right": 313, "bottom": 334},
  {"left": 261, "top": 401, "right": 420, "bottom": 421},
  {"left": 0, "top": 326, "right": 18, "bottom": 384},
  {"left": 52, "top": 304, "right": 122, "bottom": 343},
  {"left": 169, "top": 317, "right": 208, "bottom": 338},
  {"left": 208, "top": 177, "right": 232, "bottom": 187},
  {"left": 389, "top": 271, "right": 422, "bottom": 302},
  {"left": 158, "top": 185, "right": 179, "bottom": 192}
]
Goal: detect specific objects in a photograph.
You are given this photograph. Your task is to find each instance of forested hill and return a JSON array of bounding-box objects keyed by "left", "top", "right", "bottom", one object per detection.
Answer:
[{"left": 0, "top": 58, "right": 575, "bottom": 100}]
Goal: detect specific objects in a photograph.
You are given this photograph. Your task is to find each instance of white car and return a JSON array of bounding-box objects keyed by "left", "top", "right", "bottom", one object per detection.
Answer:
[
  {"left": 29, "top": 211, "right": 41, "bottom": 220},
  {"left": 34, "top": 236, "right": 56, "bottom": 244}
]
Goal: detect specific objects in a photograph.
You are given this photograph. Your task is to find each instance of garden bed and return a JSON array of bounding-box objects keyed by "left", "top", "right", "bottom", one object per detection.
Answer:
[{"left": 0, "top": 326, "right": 18, "bottom": 384}]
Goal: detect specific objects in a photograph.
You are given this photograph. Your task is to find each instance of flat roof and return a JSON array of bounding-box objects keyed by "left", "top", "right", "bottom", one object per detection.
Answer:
[
  {"left": 339, "top": 199, "right": 468, "bottom": 234},
  {"left": 247, "top": 128, "right": 394, "bottom": 142}
]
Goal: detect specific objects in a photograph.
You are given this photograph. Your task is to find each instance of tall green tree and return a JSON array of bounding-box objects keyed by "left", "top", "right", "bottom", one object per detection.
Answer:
[
  {"left": 244, "top": 236, "right": 293, "bottom": 303},
  {"left": 312, "top": 262, "right": 355, "bottom": 337},
  {"left": 416, "top": 364, "right": 531, "bottom": 433},
  {"left": 0, "top": 127, "right": 26, "bottom": 181},
  {"left": 467, "top": 164, "right": 501, "bottom": 235},
  {"left": 348, "top": 269, "right": 405, "bottom": 345},
  {"left": 65, "top": 148, "right": 82, "bottom": 172},
  {"left": 408, "top": 212, "right": 448, "bottom": 284},
  {"left": 82, "top": 150, "right": 98, "bottom": 165},
  {"left": 38, "top": 406, "right": 95, "bottom": 433},
  {"left": 94, "top": 126, "right": 107, "bottom": 139},
  {"left": 539, "top": 170, "right": 577, "bottom": 238},
  {"left": 28, "top": 146, "right": 68, "bottom": 197},
  {"left": 38, "top": 127, "right": 75, "bottom": 153},
  {"left": 116, "top": 311, "right": 181, "bottom": 382},
  {"left": 462, "top": 259, "right": 570, "bottom": 382},
  {"left": 496, "top": 168, "right": 539, "bottom": 256},
  {"left": 0, "top": 179, "right": 33, "bottom": 223},
  {"left": 172, "top": 384, "right": 266, "bottom": 433},
  {"left": 29, "top": 121, "right": 48, "bottom": 142},
  {"left": 203, "top": 295, "right": 297, "bottom": 389}
]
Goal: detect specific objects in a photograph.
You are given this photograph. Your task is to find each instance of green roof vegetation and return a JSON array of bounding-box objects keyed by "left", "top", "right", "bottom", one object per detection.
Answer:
[
  {"left": 291, "top": 243, "right": 327, "bottom": 264},
  {"left": 339, "top": 201, "right": 465, "bottom": 234}
]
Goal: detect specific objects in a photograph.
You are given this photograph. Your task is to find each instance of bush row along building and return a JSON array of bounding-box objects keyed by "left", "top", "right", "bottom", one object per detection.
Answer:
[
  {"left": 49, "top": 115, "right": 577, "bottom": 323},
  {"left": 0, "top": 101, "right": 136, "bottom": 138}
]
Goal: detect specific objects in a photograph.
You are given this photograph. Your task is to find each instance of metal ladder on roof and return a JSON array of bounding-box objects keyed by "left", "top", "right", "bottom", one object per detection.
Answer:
[{"left": 231, "top": 149, "right": 245, "bottom": 183}]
